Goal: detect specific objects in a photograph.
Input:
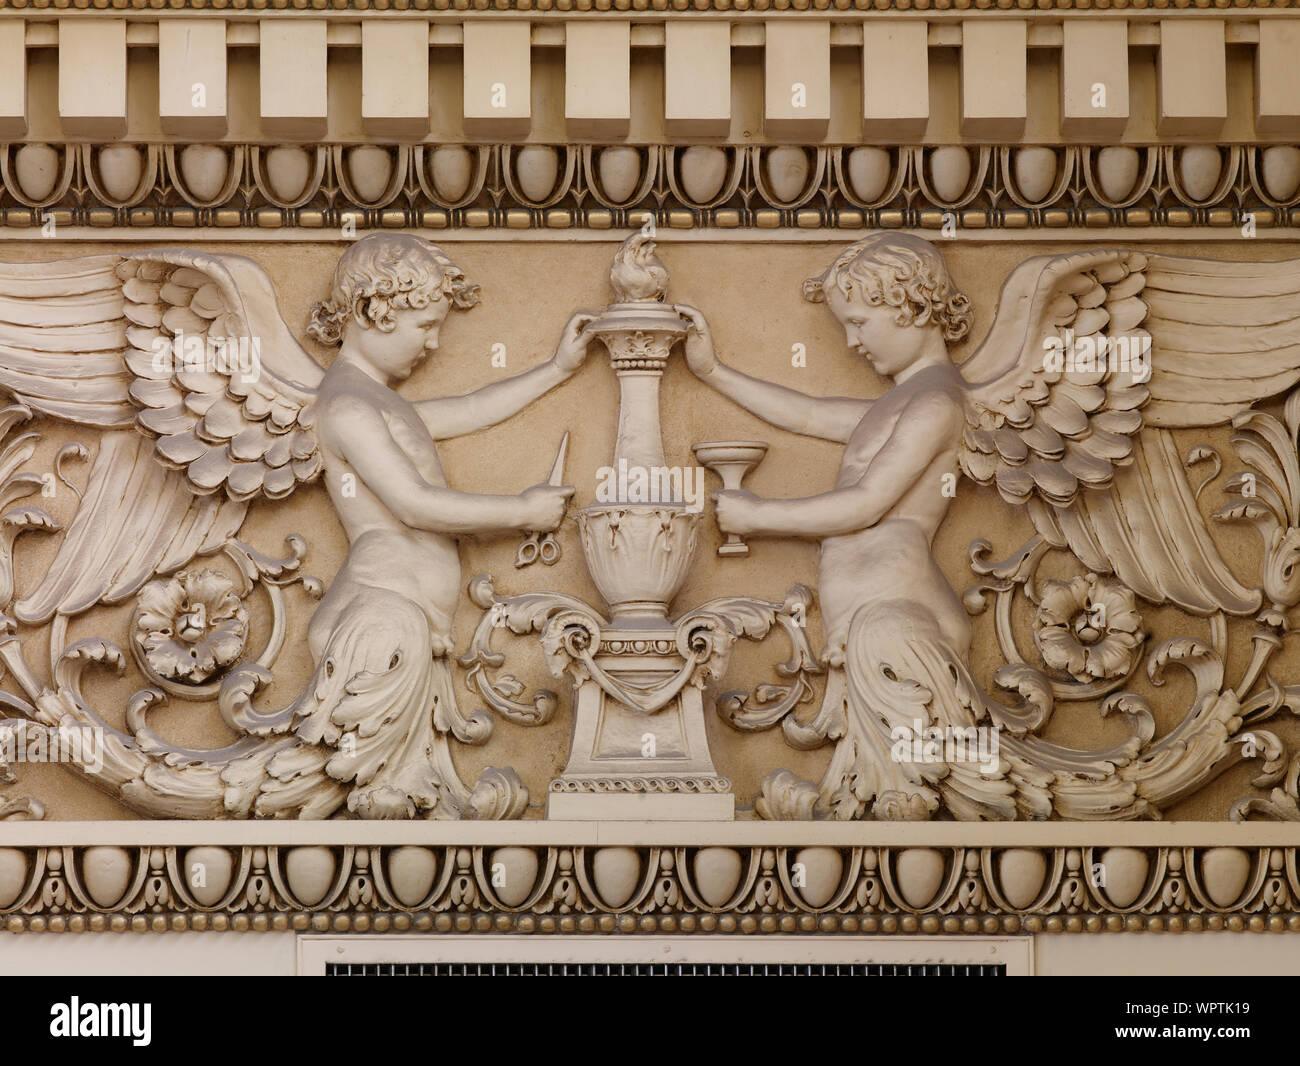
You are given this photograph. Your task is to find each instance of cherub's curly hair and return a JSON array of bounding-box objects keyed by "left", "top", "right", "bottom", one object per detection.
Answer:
[
  {"left": 307, "top": 234, "right": 481, "bottom": 346},
  {"left": 802, "top": 234, "right": 973, "bottom": 343}
]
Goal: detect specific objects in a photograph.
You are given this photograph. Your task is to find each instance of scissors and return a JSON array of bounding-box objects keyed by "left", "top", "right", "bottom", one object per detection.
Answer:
[{"left": 515, "top": 432, "right": 569, "bottom": 569}]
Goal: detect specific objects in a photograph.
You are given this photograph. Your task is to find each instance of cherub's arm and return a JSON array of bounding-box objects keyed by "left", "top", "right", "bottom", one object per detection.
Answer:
[
  {"left": 715, "top": 394, "right": 958, "bottom": 539},
  {"left": 416, "top": 311, "right": 595, "bottom": 440},
  {"left": 331, "top": 399, "right": 570, "bottom": 536},
  {"left": 701, "top": 363, "right": 871, "bottom": 444},
  {"left": 416, "top": 360, "right": 569, "bottom": 440},
  {"left": 677, "top": 305, "right": 869, "bottom": 444}
]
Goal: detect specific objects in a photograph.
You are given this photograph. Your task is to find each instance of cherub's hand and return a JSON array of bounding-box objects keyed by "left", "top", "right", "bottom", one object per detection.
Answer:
[
  {"left": 553, "top": 311, "right": 598, "bottom": 374},
  {"left": 713, "top": 489, "right": 764, "bottom": 537},
  {"left": 676, "top": 304, "right": 719, "bottom": 379},
  {"left": 520, "top": 482, "right": 575, "bottom": 532}
]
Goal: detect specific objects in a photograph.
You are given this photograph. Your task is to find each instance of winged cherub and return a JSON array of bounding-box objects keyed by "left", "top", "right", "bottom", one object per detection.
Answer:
[
  {"left": 680, "top": 234, "right": 1300, "bottom": 821},
  {"left": 0, "top": 234, "right": 592, "bottom": 819}
]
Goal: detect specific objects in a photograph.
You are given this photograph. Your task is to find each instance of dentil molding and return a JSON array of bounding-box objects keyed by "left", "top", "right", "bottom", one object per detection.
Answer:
[{"left": 0, "top": 15, "right": 1295, "bottom": 145}]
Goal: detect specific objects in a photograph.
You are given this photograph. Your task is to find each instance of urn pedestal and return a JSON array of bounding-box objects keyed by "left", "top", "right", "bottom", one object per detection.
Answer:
[
  {"left": 547, "top": 494, "right": 733, "bottom": 819},
  {"left": 545, "top": 622, "right": 734, "bottom": 820}
]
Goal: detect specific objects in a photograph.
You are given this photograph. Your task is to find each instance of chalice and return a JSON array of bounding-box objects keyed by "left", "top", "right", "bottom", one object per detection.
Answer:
[{"left": 692, "top": 441, "right": 769, "bottom": 556}]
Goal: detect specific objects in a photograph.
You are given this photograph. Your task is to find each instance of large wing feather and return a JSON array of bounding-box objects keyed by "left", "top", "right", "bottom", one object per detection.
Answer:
[
  {"left": 959, "top": 249, "right": 1300, "bottom": 616},
  {"left": 14, "top": 433, "right": 247, "bottom": 624},
  {"left": 1142, "top": 255, "right": 1300, "bottom": 427},
  {"left": 0, "top": 250, "right": 325, "bottom": 623},
  {"left": 0, "top": 256, "right": 132, "bottom": 426}
]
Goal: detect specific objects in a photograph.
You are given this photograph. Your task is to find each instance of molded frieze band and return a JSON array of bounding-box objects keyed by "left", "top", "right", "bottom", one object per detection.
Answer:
[
  {"left": 3, "top": 143, "right": 1296, "bottom": 232},
  {"left": 0, "top": 825, "right": 1298, "bottom": 935}
]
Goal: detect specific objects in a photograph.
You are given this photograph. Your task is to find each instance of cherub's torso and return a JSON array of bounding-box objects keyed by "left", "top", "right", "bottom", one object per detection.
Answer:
[
  {"left": 312, "top": 362, "right": 461, "bottom": 640},
  {"left": 818, "top": 364, "right": 971, "bottom": 651}
]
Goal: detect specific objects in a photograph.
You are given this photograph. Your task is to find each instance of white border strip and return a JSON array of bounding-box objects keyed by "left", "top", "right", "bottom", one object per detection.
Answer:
[
  {"left": 0, "top": 820, "right": 1296, "bottom": 847},
  {"left": 0, "top": 228, "right": 1292, "bottom": 244},
  {"left": 297, "top": 934, "right": 1034, "bottom": 975}
]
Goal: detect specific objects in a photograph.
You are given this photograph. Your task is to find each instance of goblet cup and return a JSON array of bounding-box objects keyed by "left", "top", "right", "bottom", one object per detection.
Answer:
[{"left": 692, "top": 441, "right": 770, "bottom": 556}]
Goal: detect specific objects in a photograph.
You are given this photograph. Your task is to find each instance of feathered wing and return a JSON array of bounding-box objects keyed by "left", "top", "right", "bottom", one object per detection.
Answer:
[
  {"left": 958, "top": 249, "right": 1300, "bottom": 616},
  {"left": 0, "top": 250, "right": 324, "bottom": 624}
]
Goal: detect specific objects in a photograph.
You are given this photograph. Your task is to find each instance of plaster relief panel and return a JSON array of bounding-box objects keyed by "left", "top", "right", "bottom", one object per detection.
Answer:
[{"left": 0, "top": 231, "right": 1294, "bottom": 828}]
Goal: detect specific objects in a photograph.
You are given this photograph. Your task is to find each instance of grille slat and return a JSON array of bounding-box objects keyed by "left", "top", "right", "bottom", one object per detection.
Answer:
[{"left": 326, "top": 962, "right": 1005, "bottom": 977}]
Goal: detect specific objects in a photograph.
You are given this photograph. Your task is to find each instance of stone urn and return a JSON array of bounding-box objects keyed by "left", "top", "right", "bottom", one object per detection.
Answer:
[{"left": 577, "top": 233, "right": 700, "bottom": 625}]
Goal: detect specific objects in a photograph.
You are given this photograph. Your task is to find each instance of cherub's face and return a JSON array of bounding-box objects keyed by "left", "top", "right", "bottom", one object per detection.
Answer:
[
  {"left": 826, "top": 285, "right": 934, "bottom": 380},
  {"left": 353, "top": 293, "right": 450, "bottom": 382}
]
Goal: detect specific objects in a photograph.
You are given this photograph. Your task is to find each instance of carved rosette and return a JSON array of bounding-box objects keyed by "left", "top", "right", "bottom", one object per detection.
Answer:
[
  {"left": 132, "top": 570, "right": 249, "bottom": 685},
  {"left": 1033, "top": 574, "right": 1146, "bottom": 684}
]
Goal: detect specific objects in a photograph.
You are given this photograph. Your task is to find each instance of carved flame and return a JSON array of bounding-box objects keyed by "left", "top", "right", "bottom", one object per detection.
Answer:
[{"left": 609, "top": 232, "right": 670, "bottom": 302}]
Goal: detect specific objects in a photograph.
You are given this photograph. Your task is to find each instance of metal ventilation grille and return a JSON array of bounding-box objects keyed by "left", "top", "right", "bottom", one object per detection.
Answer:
[{"left": 326, "top": 962, "right": 1006, "bottom": 977}]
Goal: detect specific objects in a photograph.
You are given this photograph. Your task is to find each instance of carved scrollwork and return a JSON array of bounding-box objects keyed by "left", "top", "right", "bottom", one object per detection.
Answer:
[
  {"left": 966, "top": 537, "right": 1146, "bottom": 704},
  {"left": 689, "top": 585, "right": 823, "bottom": 735},
  {"left": 457, "top": 573, "right": 580, "bottom": 726}
]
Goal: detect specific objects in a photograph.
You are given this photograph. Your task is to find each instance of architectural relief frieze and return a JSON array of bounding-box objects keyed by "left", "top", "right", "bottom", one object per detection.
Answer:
[
  {"left": 0, "top": 0, "right": 1293, "bottom": 977},
  {"left": 0, "top": 228, "right": 1295, "bottom": 833}
]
